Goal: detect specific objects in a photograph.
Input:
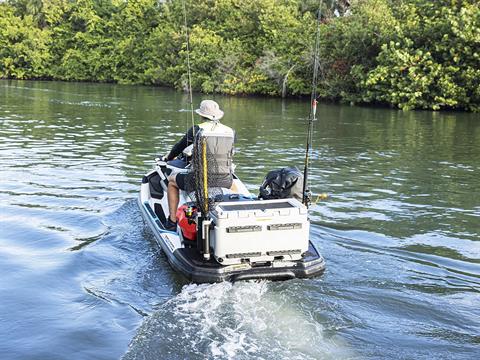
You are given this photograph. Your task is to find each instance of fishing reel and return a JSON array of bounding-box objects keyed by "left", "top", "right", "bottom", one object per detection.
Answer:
[
  {"left": 304, "top": 190, "right": 328, "bottom": 207},
  {"left": 184, "top": 205, "right": 197, "bottom": 225},
  {"left": 303, "top": 189, "right": 313, "bottom": 207}
]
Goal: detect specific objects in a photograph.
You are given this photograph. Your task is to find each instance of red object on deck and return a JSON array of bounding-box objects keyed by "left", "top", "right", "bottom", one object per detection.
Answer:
[{"left": 176, "top": 205, "right": 197, "bottom": 241}]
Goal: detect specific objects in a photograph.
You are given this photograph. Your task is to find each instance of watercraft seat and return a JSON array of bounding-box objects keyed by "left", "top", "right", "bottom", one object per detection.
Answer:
[
  {"left": 167, "top": 158, "right": 188, "bottom": 169},
  {"left": 183, "top": 188, "right": 242, "bottom": 204}
]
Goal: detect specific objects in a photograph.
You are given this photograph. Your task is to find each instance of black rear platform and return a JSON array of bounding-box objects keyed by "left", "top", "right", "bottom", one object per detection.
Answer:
[{"left": 169, "top": 241, "right": 325, "bottom": 283}]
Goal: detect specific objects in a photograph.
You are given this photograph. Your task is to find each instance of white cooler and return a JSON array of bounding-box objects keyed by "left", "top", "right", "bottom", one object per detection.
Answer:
[{"left": 210, "top": 198, "right": 310, "bottom": 265}]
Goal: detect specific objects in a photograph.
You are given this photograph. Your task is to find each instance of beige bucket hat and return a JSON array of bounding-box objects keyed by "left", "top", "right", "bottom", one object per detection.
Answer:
[{"left": 195, "top": 100, "right": 224, "bottom": 121}]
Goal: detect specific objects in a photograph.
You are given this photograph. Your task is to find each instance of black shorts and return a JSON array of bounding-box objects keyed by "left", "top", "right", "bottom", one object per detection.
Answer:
[{"left": 176, "top": 172, "right": 193, "bottom": 191}]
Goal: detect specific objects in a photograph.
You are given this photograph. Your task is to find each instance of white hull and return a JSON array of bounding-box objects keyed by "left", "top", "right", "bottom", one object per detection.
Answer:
[{"left": 138, "top": 161, "right": 325, "bottom": 283}]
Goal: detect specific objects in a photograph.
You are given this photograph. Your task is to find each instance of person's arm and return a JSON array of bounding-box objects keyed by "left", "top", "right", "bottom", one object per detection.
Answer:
[{"left": 166, "top": 125, "right": 198, "bottom": 160}]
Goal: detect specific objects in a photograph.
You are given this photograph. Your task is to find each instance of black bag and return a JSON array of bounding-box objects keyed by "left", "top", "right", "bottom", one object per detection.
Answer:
[{"left": 258, "top": 167, "right": 303, "bottom": 201}]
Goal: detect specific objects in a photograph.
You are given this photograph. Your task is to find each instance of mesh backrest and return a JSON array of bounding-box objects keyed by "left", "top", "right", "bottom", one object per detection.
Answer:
[{"left": 189, "top": 130, "right": 234, "bottom": 214}]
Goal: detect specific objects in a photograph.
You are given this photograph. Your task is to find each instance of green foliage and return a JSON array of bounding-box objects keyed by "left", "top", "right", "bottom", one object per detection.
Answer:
[
  {"left": 318, "top": 0, "right": 397, "bottom": 100},
  {"left": 142, "top": 0, "right": 315, "bottom": 96},
  {"left": 0, "top": 0, "right": 478, "bottom": 111},
  {"left": 360, "top": 0, "right": 480, "bottom": 111},
  {"left": 0, "top": 4, "right": 51, "bottom": 79},
  {"left": 319, "top": 0, "right": 480, "bottom": 111}
]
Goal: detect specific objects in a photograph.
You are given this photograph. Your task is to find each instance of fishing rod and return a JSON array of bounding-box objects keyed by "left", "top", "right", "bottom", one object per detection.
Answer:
[
  {"left": 302, "top": 0, "right": 322, "bottom": 207},
  {"left": 182, "top": 0, "right": 195, "bottom": 132},
  {"left": 182, "top": 0, "right": 211, "bottom": 260}
]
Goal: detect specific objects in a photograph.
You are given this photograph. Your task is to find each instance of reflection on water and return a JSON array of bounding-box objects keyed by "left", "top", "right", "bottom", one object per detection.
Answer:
[{"left": 0, "top": 80, "right": 479, "bottom": 359}]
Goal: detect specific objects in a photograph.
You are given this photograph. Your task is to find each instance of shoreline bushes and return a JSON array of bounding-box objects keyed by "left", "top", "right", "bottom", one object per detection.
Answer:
[{"left": 0, "top": 0, "right": 478, "bottom": 111}]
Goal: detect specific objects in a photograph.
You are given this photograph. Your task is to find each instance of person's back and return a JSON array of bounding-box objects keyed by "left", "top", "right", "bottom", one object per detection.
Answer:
[
  {"left": 164, "top": 100, "right": 235, "bottom": 230},
  {"left": 197, "top": 121, "right": 234, "bottom": 135},
  {"left": 193, "top": 120, "right": 235, "bottom": 189}
]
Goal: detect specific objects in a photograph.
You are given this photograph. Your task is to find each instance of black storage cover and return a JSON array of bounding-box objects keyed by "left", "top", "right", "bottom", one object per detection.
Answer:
[{"left": 258, "top": 167, "right": 303, "bottom": 201}]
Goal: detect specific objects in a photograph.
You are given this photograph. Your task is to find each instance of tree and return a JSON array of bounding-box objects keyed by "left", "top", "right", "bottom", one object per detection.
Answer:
[
  {"left": 0, "top": 4, "right": 51, "bottom": 79},
  {"left": 0, "top": 0, "right": 478, "bottom": 111},
  {"left": 361, "top": 0, "right": 480, "bottom": 111}
]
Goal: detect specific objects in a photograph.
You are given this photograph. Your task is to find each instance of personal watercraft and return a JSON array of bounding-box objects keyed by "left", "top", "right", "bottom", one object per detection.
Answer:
[
  {"left": 139, "top": 0, "right": 326, "bottom": 283},
  {"left": 138, "top": 154, "right": 325, "bottom": 283}
]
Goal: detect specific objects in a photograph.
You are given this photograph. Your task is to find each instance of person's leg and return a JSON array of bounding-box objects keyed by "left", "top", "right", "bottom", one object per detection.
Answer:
[{"left": 167, "top": 174, "right": 179, "bottom": 222}]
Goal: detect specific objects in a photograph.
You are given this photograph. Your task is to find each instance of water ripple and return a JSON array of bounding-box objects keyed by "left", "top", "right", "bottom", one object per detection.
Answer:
[{"left": 1, "top": 80, "right": 480, "bottom": 360}]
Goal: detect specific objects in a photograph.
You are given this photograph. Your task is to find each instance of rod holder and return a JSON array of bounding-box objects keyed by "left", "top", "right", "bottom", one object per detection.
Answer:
[{"left": 202, "top": 219, "right": 212, "bottom": 261}]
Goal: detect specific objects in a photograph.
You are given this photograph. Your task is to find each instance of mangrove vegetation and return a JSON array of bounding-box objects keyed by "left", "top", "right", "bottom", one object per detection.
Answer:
[{"left": 0, "top": 0, "right": 479, "bottom": 111}]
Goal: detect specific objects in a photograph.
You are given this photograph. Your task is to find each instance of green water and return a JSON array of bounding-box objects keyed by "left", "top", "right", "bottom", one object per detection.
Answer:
[{"left": 0, "top": 80, "right": 479, "bottom": 359}]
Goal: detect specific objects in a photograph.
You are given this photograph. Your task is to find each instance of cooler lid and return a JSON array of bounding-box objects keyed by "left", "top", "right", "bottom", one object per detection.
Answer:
[{"left": 218, "top": 201, "right": 295, "bottom": 212}]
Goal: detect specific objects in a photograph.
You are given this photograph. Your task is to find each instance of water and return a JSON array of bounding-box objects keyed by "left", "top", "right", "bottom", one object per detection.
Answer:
[{"left": 0, "top": 80, "right": 479, "bottom": 359}]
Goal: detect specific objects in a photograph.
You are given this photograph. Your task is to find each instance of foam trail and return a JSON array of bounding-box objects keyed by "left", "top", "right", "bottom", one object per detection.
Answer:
[{"left": 123, "top": 281, "right": 353, "bottom": 360}]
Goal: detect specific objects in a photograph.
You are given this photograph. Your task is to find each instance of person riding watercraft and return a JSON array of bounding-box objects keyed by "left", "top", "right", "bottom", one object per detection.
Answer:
[{"left": 163, "top": 100, "right": 235, "bottom": 231}]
